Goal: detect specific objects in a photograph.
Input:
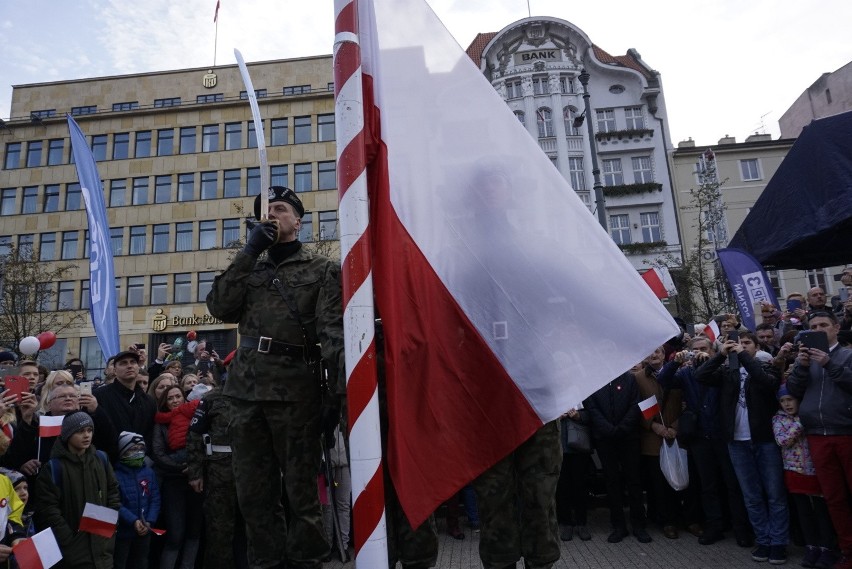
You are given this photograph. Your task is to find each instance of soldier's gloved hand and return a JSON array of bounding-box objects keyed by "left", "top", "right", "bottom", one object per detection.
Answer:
[
  {"left": 321, "top": 398, "right": 341, "bottom": 449},
  {"left": 243, "top": 221, "right": 278, "bottom": 257}
]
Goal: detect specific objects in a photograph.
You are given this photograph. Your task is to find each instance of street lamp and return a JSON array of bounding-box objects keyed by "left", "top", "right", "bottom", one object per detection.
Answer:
[{"left": 576, "top": 69, "right": 607, "bottom": 230}]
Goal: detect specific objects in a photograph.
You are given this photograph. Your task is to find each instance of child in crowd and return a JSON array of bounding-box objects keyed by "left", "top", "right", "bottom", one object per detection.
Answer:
[
  {"left": 0, "top": 468, "right": 26, "bottom": 566},
  {"left": 773, "top": 385, "right": 838, "bottom": 569},
  {"left": 0, "top": 468, "right": 32, "bottom": 538},
  {"left": 114, "top": 431, "right": 161, "bottom": 569},
  {"left": 35, "top": 411, "right": 121, "bottom": 569},
  {"left": 154, "top": 384, "right": 210, "bottom": 461}
]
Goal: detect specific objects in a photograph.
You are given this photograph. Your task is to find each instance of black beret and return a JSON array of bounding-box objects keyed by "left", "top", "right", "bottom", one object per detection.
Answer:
[{"left": 253, "top": 186, "right": 305, "bottom": 220}]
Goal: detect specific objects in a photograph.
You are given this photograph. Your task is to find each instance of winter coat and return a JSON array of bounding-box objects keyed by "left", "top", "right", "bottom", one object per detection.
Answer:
[
  {"left": 585, "top": 372, "right": 641, "bottom": 441},
  {"left": 772, "top": 411, "right": 815, "bottom": 476},
  {"left": 634, "top": 363, "right": 682, "bottom": 456},
  {"left": 114, "top": 462, "right": 161, "bottom": 540},
  {"left": 787, "top": 345, "right": 852, "bottom": 435},
  {"left": 155, "top": 400, "right": 200, "bottom": 451}
]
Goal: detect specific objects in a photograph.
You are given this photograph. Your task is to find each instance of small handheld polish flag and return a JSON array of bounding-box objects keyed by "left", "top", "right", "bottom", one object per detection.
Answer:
[
  {"left": 78, "top": 503, "right": 119, "bottom": 538},
  {"left": 12, "top": 528, "right": 62, "bottom": 569},
  {"left": 639, "top": 395, "right": 661, "bottom": 420},
  {"left": 39, "top": 415, "right": 64, "bottom": 438},
  {"left": 703, "top": 320, "right": 720, "bottom": 343}
]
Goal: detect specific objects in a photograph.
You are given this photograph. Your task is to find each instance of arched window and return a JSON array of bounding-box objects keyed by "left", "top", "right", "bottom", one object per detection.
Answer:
[
  {"left": 537, "top": 108, "right": 553, "bottom": 138},
  {"left": 514, "top": 110, "right": 525, "bottom": 126},
  {"left": 564, "top": 106, "right": 582, "bottom": 136}
]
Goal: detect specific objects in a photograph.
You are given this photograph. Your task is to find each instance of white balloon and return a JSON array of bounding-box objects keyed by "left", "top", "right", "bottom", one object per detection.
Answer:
[
  {"left": 19, "top": 336, "right": 41, "bottom": 355},
  {"left": 187, "top": 341, "right": 198, "bottom": 354}
]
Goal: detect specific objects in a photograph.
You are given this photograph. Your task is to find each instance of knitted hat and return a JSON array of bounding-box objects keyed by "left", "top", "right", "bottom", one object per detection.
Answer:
[
  {"left": 777, "top": 384, "right": 790, "bottom": 400},
  {"left": 60, "top": 411, "right": 94, "bottom": 442},
  {"left": 0, "top": 468, "right": 25, "bottom": 488},
  {"left": 0, "top": 352, "right": 16, "bottom": 364},
  {"left": 117, "top": 431, "right": 145, "bottom": 456}
]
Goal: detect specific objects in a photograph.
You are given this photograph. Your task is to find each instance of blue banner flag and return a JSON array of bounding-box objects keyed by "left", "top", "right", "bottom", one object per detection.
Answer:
[
  {"left": 717, "top": 247, "right": 780, "bottom": 332},
  {"left": 67, "top": 115, "right": 120, "bottom": 361}
]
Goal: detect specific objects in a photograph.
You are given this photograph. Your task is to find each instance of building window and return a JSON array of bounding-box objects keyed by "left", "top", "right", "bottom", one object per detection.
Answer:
[
  {"left": 596, "top": 109, "right": 616, "bottom": 133},
  {"left": 506, "top": 80, "right": 522, "bottom": 99},
  {"left": 135, "top": 131, "right": 152, "bottom": 158},
  {"left": 150, "top": 275, "right": 167, "bottom": 305},
  {"left": 632, "top": 156, "right": 654, "bottom": 183},
  {"left": 294, "top": 163, "right": 312, "bottom": 193},
  {"left": 532, "top": 76, "right": 548, "bottom": 95},
  {"left": 21, "top": 186, "right": 37, "bottom": 213},
  {"left": 38, "top": 283, "right": 55, "bottom": 312},
  {"left": 560, "top": 76, "right": 575, "bottom": 94},
  {"left": 180, "top": 127, "right": 196, "bottom": 154},
  {"left": 283, "top": 85, "right": 311, "bottom": 95},
  {"left": 223, "top": 170, "right": 241, "bottom": 198},
  {"left": 196, "top": 94, "right": 223, "bottom": 104},
  {"left": 112, "top": 101, "right": 139, "bottom": 112},
  {"left": 81, "top": 280, "right": 90, "bottom": 310},
  {"left": 82, "top": 230, "right": 89, "bottom": 258},
  {"left": 246, "top": 167, "right": 260, "bottom": 196},
  {"left": 132, "top": 177, "right": 149, "bottom": 205},
  {"left": 18, "top": 234, "right": 34, "bottom": 254},
  {"left": 271, "top": 165, "right": 288, "bottom": 187},
  {"left": 568, "top": 157, "right": 585, "bottom": 191},
  {"left": 537, "top": 108, "right": 553, "bottom": 138},
  {"left": 202, "top": 124, "right": 219, "bottom": 152},
  {"left": 174, "top": 273, "right": 191, "bottom": 303},
  {"left": 223, "top": 219, "right": 241, "bottom": 248},
  {"left": 294, "top": 116, "right": 311, "bottom": 144},
  {"left": 0, "top": 188, "right": 15, "bottom": 215},
  {"left": 199, "top": 221, "right": 217, "bottom": 250},
  {"left": 129, "top": 226, "right": 146, "bottom": 255},
  {"left": 319, "top": 211, "right": 338, "bottom": 240},
  {"left": 201, "top": 171, "right": 218, "bottom": 200},
  {"left": 328, "top": 82, "right": 335, "bottom": 91},
  {"left": 43, "top": 185, "right": 60, "bottom": 212},
  {"left": 806, "top": 269, "right": 827, "bottom": 290},
  {"left": 299, "top": 214, "right": 313, "bottom": 242},
  {"left": 198, "top": 271, "right": 215, "bottom": 301},
  {"left": 155, "top": 175, "right": 171, "bottom": 203},
  {"left": 318, "top": 114, "right": 335, "bottom": 142},
  {"left": 110, "top": 179, "right": 126, "bottom": 207},
  {"left": 57, "top": 282, "right": 75, "bottom": 311},
  {"left": 71, "top": 105, "right": 97, "bottom": 116},
  {"left": 318, "top": 161, "right": 336, "bottom": 190},
  {"left": 563, "top": 107, "right": 582, "bottom": 136},
  {"left": 91, "top": 135, "right": 107, "bottom": 161},
  {"left": 154, "top": 97, "right": 181, "bottom": 108},
  {"left": 4, "top": 143, "right": 21, "bottom": 169},
  {"left": 0, "top": 236, "right": 10, "bottom": 256},
  {"left": 625, "top": 107, "right": 644, "bottom": 130},
  {"left": 240, "top": 89, "right": 267, "bottom": 100},
  {"left": 602, "top": 158, "right": 623, "bottom": 186},
  {"left": 61, "top": 231, "right": 78, "bottom": 259},
  {"left": 514, "top": 111, "right": 525, "bottom": 126},
  {"left": 609, "top": 214, "right": 631, "bottom": 245},
  {"left": 127, "top": 276, "right": 144, "bottom": 306},
  {"left": 225, "top": 122, "right": 242, "bottom": 150},
  {"left": 157, "top": 129, "right": 174, "bottom": 156},
  {"left": 767, "top": 269, "right": 783, "bottom": 300},
  {"left": 110, "top": 228, "right": 123, "bottom": 256},
  {"left": 31, "top": 109, "right": 56, "bottom": 119},
  {"left": 152, "top": 224, "right": 170, "bottom": 253},
  {"left": 26, "top": 141, "right": 43, "bottom": 168},
  {"left": 113, "top": 132, "right": 130, "bottom": 159},
  {"left": 47, "top": 139, "right": 64, "bottom": 165},
  {"left": 740, "top": 159, "right": 761, "bottom": 181},
  {"left": 176, "top": 223, "right": 193, "bottom": 252},
  {"left": 271, "top": 118, "right": 288, "bottom": 146},
  {"left": 177, "top": 173, "right": 195, "bottom": 202},
  {"left": 640, "top": 212, "right": 662, "bottom": 242},
  {"left": 66, "top": 183, "right": 82, "bottom": 210},
  {"left": 40, "top": 233, "right": 56, "bottom": 261},
  {"left": 248, "top": 122, "right": 258, "bottom": 148}
]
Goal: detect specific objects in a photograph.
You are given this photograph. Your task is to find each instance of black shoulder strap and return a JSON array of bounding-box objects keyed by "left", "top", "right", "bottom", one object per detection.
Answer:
[{"left": 266, "top": 267, "right": 311, "bottom": 343}]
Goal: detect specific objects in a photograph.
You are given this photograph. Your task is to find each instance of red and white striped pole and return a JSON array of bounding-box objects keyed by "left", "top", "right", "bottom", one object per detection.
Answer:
[{"left": 334, "top": 1, "right": 389, "bottom": 567}]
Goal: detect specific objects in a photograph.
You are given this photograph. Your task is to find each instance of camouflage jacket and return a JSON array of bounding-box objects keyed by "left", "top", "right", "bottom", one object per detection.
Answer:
[
  {"left": 206, "top": 247, "right": 345, "bottom": 402},
  {"left": 186, "top": 388, "right": 232, "bottom": 480}
]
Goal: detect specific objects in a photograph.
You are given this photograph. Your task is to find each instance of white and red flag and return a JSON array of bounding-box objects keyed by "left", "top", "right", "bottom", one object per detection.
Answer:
[
  {"left": 12, "top": 528, "right": 62, "bottom": 569},
  {"left": 641, "top": 267, "right": 676, "bottom": 299},
  {"left": 39, "top": 415, "right": 64, "bottom": 438},
  {"left": 353, "top": 0, "right": 680, "bottom": 527},
  {"left": 639, "top": 394, "right": 661, "bottom": 420},
  {"left": 703, "top": 319, "right": 720, "bottom": 343},
  {"left": 78, "top": 503, "right": 118, "bottom": 538}
]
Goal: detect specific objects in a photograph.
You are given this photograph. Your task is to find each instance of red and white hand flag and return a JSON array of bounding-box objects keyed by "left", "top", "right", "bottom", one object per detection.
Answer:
[
  {"left": 639, "top": 395, "right": 661, "bottom": 420},
  {"left": 78, "top": 503, "right": 118, "bottom": 538},
  {"left": 39, "top": 415, "right": 64, "bottom": 438},
  {"left": 12, "top": 528, "right": 62, "bottom": 569},
  {"left": 703, "top": 320, "right": 720, "bottom": 343},
  {"left": 641, "top": 267, "right": 676, "bottom": 299}
]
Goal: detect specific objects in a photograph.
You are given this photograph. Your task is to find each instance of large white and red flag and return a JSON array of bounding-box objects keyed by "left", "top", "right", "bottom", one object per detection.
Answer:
[
  {"left": 356, "top": 0, "right": 680, "bottom": 526},
  {"left": 78, "top": 503, "right": 118, "bottom": 538},
  {"left": 12, "top": 528, "right": 62, "bottom": 569}
]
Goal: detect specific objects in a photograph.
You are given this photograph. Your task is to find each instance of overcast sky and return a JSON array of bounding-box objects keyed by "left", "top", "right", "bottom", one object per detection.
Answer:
[{"left": 2, "top": 0, "right": 850, "bottom": 145}]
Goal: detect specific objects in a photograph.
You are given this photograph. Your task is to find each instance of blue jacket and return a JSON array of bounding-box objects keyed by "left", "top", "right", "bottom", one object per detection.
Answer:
[
  {"left": 114, "top": 463, "right": 160, "bottom": 540},
  {"left": 657, "top": 360, "right": 723, "bottom": 440}
]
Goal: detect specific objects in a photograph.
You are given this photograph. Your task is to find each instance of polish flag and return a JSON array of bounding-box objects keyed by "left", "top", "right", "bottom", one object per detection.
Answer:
[
  {"left": 78, "top": 503, "right": 118, "bottom": 538},
  {"left": 703, "top": 320, "right": 720, "bottom": 343},
  {"left": 641, "top": 267, "right": 676, "bottom": 299},
  {"left": 12, "top": 528, "right": 62, "bottom": 569},
  {"left": 639, "top": 395, "right": 661, "bottom": 420},
  {"left": 150, "top": 527, "right": 167, "bottom": 536},
  {"left": 355, "top": 0, "right": 680, "bottom": 526},
  {"left": 39, "top": 415, "right": 64, "bottom": 438}
]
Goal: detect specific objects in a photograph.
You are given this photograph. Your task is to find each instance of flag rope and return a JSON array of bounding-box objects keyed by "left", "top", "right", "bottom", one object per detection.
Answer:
[{"left": 334, "top": 1, "right": 389, "bottom": 567}]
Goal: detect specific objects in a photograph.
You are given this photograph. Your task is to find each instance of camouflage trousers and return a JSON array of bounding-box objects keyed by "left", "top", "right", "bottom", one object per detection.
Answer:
[
  {"left": 228, "top": 398, "right": 329, "bottom": 569},
  {"left": 473, "top": 420, "right": 561, "bottom": 569},
  {"left": 202, "top": 457, "right": 247, "bottom": 568},
  {"left": 385, "top": 468, "right": 439, "bottom": 569}
]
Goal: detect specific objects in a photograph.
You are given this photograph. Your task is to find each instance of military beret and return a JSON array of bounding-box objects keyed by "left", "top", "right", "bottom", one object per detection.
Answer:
[{"left": 253, "top": 186, "right": 305, "bottom": 220}]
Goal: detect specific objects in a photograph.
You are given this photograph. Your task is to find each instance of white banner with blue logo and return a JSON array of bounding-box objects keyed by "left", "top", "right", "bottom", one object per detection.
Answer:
[
  {"left": 717, "top": 247, "right": 780, "bottom": 332},
  {"left": 67, "top": 115, "right": 120, "bottom": 361}
]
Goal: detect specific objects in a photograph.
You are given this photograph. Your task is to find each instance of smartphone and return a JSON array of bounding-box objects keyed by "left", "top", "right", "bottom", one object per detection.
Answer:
[
  {"left": 68, "top": 363, "right": 84, "bottom": 379},
  {"left": 727, "top": 330, "right": 739, "bottom": 343},
  {"left": 800, "top": 331, "right": 830, "bottom": 353},
  {"left": 4, "top": 376, "right": 29, "bottom": 403},
  {"left": 79, "top": 381, "right": 93, "bottom": 396},
  {"left": 786, "top": 299, "right": 803, "bottom": 312},
  {"left": 135, "top": 343, "right": 146, "bottom": 350},
  {"left": 840, "top": 288, "right": 849, "bottom": 302},
  {"left": 198, "top": 360, "right": 213, "bottom": 374},
  {"left": 205, "top": 342, "right": 214, "bottom": 356}
]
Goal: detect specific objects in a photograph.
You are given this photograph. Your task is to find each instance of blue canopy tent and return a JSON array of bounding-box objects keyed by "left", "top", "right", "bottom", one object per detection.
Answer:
[{"left": 729, "top": 110, "right": 852, "bottom": 270}]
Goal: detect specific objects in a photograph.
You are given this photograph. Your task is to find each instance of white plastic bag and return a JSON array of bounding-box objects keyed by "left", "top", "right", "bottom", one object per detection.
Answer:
[{"left": 659, "top": 439, "right": 689, "bottom": 491}]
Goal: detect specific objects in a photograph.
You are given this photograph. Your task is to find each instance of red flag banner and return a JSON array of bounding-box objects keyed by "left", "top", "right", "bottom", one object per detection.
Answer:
[
  {"left": 78, "top": 503, "right": 118, "bottom": 538},
  {"left": 639, "top": 395, "right": 661, "bottom": 420}
]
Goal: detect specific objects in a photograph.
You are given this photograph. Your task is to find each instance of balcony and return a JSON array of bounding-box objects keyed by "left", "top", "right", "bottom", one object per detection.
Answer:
[
  {"left": 602, "top": 182, "right": 663, "bottom": 198},
  {"left": 595, "top": 128, "right": 655, "bottom": 151},
  {"left": 538, "top": 137, "right": 557, "bottom": 153},
  {"left": 618, "top": 241, "right": 668, "bottom": 256}
]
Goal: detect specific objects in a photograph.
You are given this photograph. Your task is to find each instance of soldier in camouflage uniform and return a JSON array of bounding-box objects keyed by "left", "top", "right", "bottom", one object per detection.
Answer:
[
  {"left": 473, "top": 420, "right": 562, "bottom": 569},
  {"left": 186, "top": 386, "right": 248, "bottom": 569},
  {"left": 206, "top": 186, "right": 345, "bottom": 569}
]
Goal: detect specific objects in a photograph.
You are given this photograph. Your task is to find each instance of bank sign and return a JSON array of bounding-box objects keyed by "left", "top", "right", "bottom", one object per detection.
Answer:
[{"left": 513, "top": 50, "right": 562, "bottom": 65}]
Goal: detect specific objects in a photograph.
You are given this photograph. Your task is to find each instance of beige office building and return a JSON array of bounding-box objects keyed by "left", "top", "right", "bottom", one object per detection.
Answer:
[{"left": 0, "top": 56, "right": 336, "bottom": 375}]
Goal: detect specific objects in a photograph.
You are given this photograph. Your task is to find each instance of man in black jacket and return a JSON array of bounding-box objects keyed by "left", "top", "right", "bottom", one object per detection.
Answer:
[{"left": 95, "top": 350, "right": 156, "bottom": 450}]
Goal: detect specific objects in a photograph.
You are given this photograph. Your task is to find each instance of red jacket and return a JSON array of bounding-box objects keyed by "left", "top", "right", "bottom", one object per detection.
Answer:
[{"left": 154, "top": 400, "right": 200, "bottom": 451}]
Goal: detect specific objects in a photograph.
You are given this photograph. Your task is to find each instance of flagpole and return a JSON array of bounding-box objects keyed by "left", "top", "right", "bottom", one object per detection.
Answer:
[{"left": 334, "top": 1, "right": 389, "bottom": 567}]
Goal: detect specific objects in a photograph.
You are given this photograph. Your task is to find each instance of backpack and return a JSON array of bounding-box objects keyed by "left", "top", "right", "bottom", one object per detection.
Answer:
[{"left": 47, "top": 450, "right": 110, "bottom": 492}]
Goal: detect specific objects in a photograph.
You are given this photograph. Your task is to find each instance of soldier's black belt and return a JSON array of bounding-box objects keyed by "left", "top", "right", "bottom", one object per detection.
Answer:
[{"left": 240, "top": 336, "right": 321, "bottom": 361}]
